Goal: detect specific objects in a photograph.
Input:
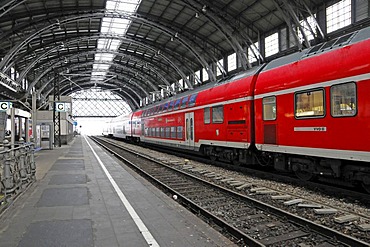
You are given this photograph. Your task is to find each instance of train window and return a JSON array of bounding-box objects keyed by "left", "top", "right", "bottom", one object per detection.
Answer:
[
  {"left": 145, "top": 128, "right": 149, "bottom": 136},
  {"left": 165, "top": 127, "right": 170, "bottom": 138},
  {"left": 212, "top": 105, "right": 224, "bottom": 123},
  {"left": 171, "top": 127, "right": 176, "bottom": 138},
  {"left": 168, "top": 101, "right": 175, "bottom": 111},
  {"left": 295, "top": 89, "right": 325, "bottom": 118},
  {"left": 204, "top": 107, "right": 211, "bottom": 124},
  {"left": 164, "top": 102, "right": 169, "bottom": 112},
  {"left": 331, "top": 82, "right": 357, "bottom": 117},
  {"left": 157, "top": 106, "right": 161, "bottom": 114},
  {"left": 180, "top": 96, "right": 189, "bottom": 109},
  {"left": 263, "top": 96, "right": 276, "bottom": 121},
  {"left": 158, "top": 105, "right": 164, "bottom": 113},
  {"left": 161, "top": 127, "right": 165, "bottom": 137},
  {"left": 188, "top": 94, "right": 198, "bottom": 107},
  {"left": 174, "top": 99, "right": 181, "bottom": 110},
  {"left": 177, "top": 126, "right": 183, "bottom": 139},
  {"left": 156, "top": 127, "right": 160, "bottom": 137}
]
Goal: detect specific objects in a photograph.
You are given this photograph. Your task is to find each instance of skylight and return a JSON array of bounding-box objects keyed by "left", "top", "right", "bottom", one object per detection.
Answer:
[{"left": 91, "top": 0, "right": 142, "bottom": 85}]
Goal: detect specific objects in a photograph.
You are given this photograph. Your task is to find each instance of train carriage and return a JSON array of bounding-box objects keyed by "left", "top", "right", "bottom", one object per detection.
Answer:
[
  {"left": 110, "top": 113, "right": 132, "bottom": 139},
  {"left": 108, "top": 26, "right": 370, "bottom": 192},
  {"left": 139, "top": 67, "right": 261, "bottom": 164},
  {"left": 130, "top": 110, "right": 143, "bottom": 142},
  {"left": 193, "top": 67, "right": 262, "bottom": 163},
  {"left": 254, "top": 27, "right": 370, "bottom": 188}
]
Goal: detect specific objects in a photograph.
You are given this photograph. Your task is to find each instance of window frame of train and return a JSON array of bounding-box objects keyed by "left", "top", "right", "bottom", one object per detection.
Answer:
[
  {"left": 168, "top": 101, "right": 175, "bottom": 111},
  {"left": 294, "top": 88, "right": 326, "bottom": 119},
  {"left": 330, "top": 82, "right": 357, "bottom": 118},
  {"left": 181, "top": 96, "right": 189, "bottom": 109},
  {"left": 165, "top": 127, "right": 170, "bottom": 138},
  {"left": 160, "top": 104, "right": 165, "bottom": 113},
  {"left": 174, "top": 99, "right": 181, "bottom": 110},
  {"left": 156, "top": 127, "right": 160, "bottom": 137},
  {"left": 163, "top": 102, "right": 169, "bottom": 112},
  {"left": 204, "top": 107, "right": 211, "bottom": 124},
  {"left": 212, "top": 105, "right": 224, "bottom": 123},
  {"left": 160, "top": 127, "right": 165, "bottom": 138},
  {"left": 171, "top": 126, "right": 176, "bottom": 138},
  {"left": 177, "top": 126, "right": 183, "bottom": 139},
  {"left": 263, "top": 96, "right": 277, "bottom": 121},
  {"left": 188, "top": 94, "right": 198, "bottom": 107}
]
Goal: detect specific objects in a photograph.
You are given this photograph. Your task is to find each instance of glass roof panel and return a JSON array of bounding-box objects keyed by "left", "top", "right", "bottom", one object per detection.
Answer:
[
  {"left": 91, "top": 0, "right": 142, "bottom": 87},
  {"left": 95, "top": 53, "right": 115, "bottom": 61}
]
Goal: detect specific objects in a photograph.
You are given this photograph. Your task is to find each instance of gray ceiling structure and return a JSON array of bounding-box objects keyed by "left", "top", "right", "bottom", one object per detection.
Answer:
[{"left": 0, "top": 0, "right": 369, "bottom": 112}]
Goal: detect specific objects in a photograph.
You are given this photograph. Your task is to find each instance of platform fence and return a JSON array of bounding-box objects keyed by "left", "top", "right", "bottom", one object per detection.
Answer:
[{"left": 0, "top": 140, "right": 36, "bottom": 210}]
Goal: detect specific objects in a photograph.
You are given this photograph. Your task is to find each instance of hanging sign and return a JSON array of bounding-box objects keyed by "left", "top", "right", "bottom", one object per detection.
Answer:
[
  {"left": 55, "top": 102, "right": 65, "bottom": 112},
  {"left": 0, "top": 101, "right": 12, "bottom": 111}
]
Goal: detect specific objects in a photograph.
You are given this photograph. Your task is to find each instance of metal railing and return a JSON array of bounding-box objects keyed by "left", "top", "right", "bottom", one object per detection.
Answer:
[{"left": 0, "top": 140, "right": 36, "bottom": 206}]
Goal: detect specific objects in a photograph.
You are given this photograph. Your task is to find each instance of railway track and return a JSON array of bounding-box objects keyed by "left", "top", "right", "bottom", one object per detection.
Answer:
[{"left": 91, "top": 136, "right": 370, "bottom": 246}]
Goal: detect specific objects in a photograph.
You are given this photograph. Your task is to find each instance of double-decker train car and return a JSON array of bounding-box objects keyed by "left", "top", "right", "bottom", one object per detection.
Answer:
[
  {"left": 140, "top": 65, "right": 262, "bottom": 163},
  {"left": 105, "top": 26, "right": 370, "bottom": 191},
  {"left": 103, "top": 113, "right": 132, "bottom": 139},
  {"left": 254, "top": 31, "right": 370, "bottom": 185}
]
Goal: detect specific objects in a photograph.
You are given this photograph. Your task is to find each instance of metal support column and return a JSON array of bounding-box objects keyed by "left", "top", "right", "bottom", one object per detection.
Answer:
[
  {"left": 53, "top": 78, "right": 61, "bottom": 147},
  {"left": 32, "top": 91, "right": 37, "bottom": 143}
]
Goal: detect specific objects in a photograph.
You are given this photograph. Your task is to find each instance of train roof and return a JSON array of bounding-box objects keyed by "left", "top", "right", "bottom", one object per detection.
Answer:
[
  {"left": 262, "top": 26, "right": 370, "bottom": 72},
  {"left": 140, "top": 65, "right": 263, "bottom": 111}
]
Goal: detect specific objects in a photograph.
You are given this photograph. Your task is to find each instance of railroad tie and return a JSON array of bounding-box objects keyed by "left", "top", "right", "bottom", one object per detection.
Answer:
[
  {"left": 283, "top": 199, "right": 304, "bottom": 206},
  {"left": 313, "top": 208, "right": 338, "bottom": 215},
  {"left": 235, "top": 183, "right": 252, "bottom": 190},
  {"left": 334, "top": 214, "right": 360, "bottom": 224}
]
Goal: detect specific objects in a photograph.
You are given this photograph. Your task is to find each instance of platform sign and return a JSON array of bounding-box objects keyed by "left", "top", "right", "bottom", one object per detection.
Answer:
[
  {"left": 0, "top": 101, "right": 12, "bottom": 111},
  {"left": 55, "top": 102, "right": 65, "bottom": 112}
]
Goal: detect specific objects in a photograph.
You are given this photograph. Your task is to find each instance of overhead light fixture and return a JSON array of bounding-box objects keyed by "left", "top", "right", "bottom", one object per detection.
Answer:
[
  {"left": 64, "top": 58, "right": 68, "bottom": 63},
  {"left": 170, "top": 37, "right": 174, "bottom": 41},
  {"left": 195, "top": 12, "right": 199, "bottom": 18},
  {"left": 174, "top": 32, "right": 178, "bottom": 38},
  {"left": 202, "top": 5, "right": 207, "bottom": 13},
  {"left": 55, "top": 19, "right": 61, "bottom": 30}
]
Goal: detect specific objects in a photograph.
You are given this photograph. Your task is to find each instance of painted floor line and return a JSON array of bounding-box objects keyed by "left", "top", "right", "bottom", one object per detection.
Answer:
[{"left": 84, "top": 135, "right": 160, "bottom": 247}]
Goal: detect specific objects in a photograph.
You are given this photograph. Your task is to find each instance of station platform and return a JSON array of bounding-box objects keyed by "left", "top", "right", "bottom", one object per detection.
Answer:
[{"left": 0, "top": 136, "right": 235, "bottom": 247}]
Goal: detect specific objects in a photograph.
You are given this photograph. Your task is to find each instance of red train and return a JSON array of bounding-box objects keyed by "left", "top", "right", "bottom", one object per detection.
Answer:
[{"left": 103, "top": 27, "right": 370, "bottom": 192}]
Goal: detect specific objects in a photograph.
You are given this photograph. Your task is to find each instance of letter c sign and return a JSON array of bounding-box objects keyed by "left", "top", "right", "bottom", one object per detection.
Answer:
[
  {"left": 55, "top": 102, "right": 65, "bottom": 112},
  {"left": 0, "top": 102, "right": 10, "bottom": 111}
]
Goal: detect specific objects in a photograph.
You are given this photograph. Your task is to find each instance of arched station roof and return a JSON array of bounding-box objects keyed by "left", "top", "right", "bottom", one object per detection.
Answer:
[{"left": 0, "top": 0, "right": 368, "bottom": 111}]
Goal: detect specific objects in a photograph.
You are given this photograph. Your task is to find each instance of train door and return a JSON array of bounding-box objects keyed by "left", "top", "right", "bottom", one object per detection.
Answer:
[{"left": 185, "top": 112, "right": 195, "bottom": 148}]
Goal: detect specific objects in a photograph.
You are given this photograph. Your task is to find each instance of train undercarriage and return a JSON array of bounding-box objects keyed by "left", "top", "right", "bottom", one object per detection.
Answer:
[{"left": 201, "top": 144, "right": 370, "bottom": 193}]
